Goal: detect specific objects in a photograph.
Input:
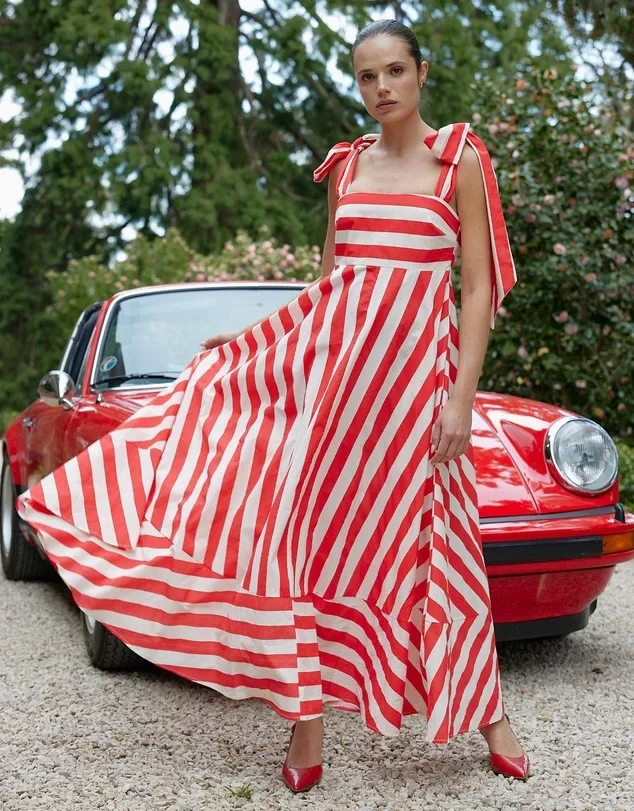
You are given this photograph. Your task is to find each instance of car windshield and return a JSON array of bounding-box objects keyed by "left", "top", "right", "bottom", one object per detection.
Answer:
[{"left": 93, "top": 286, "right": 305, "bottom": 388}]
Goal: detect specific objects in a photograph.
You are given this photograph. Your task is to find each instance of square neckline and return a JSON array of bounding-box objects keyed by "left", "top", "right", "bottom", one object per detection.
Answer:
[
  {"left": 337, "top": 190, "right": 459, "bottom": 220},
  {"left": 339, "top": 138, "right": 458, "bottom": 216}
]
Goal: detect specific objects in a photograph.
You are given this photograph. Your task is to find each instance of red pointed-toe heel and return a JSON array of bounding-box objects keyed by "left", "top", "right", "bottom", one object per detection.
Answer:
[
  {"left": 281, "top": 722, "right": 323, "bottom": 793},
  {"left": 489, "top": 713, "right": 531, "bottom": 780}
]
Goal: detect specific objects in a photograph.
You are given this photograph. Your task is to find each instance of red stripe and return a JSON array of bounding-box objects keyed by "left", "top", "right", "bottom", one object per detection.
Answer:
[
  {"left": 335, "top": 242, "right": 456, "bottom": 264},
  {"left": 336, "top": 215, "right": 445, "bottom": 237}
]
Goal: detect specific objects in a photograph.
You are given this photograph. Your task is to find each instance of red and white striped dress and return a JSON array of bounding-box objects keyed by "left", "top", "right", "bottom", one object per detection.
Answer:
[{"left": 17, "top": 121, "right": 517, "bottom": 744}]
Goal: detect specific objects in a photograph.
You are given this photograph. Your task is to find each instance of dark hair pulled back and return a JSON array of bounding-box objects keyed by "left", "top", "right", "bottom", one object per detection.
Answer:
[{"left": 350, "top": 19, "right": 423, "bottom": 71}]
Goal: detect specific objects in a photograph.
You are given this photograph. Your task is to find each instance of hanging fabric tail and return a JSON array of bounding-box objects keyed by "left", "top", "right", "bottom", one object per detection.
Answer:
[
  {"left": 424, "top": 122, "right": 518, "bottom": 329},
  {"left": 464, "top": 130, "right": 517, "bottom": 329}
]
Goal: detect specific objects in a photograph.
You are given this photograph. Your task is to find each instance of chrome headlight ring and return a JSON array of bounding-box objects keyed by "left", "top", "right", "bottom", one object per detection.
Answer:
[{"left": 545, "top": 416, "right": 619, "bottom": 495}]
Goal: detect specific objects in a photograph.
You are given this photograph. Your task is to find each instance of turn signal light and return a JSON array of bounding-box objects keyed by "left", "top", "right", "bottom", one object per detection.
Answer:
[{"left": 602, "top": 531, "right": 634, "bottom": 554}]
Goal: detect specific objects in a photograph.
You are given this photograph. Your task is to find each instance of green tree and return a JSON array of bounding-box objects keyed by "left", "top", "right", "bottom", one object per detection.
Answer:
[{"left": 0, "top": 0, "right": 572, "bottom": 417}]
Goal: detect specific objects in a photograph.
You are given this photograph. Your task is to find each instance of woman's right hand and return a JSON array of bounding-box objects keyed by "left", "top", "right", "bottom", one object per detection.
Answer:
[{"left": 200, "top": 331, "right": 240, "bottom": 351}]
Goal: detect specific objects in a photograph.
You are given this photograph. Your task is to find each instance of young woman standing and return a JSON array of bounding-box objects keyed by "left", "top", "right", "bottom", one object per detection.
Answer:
[{"left": 17, "top": 18, "right": 530, "bottom": 795}]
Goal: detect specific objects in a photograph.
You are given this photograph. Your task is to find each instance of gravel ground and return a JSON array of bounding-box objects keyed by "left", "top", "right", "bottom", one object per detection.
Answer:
[{"left": 1, "top": 563, "right": 633, "bottom": 811}]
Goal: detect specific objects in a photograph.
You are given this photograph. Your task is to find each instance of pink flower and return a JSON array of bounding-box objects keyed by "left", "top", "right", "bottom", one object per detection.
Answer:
[
  {"left": 585, "top": 272, "right": 597, "bottom": 282},
  {"left": 488, "top": 123, "right": 499, "bottom": 135},
  {"left": 580, "top": 256, "right": 590, "bottom": 265},
  {"left": 553, "top": 243, "right": 567, "bottom": 256},
  {"left": 256, "top": 273, "right": 265, "bottom": 281},
  {"left": 525, "top": 213, "right": 537, "bottom": 223},
  {"left": 554, "top": 311, "right": 568, "bottom": 323},
  {"left": 615, "top": 176, "right": 629, "bottom": 189},
  {"left": 575, "top": 379, "right": 586, "bottom": 388},
  {"left": 512, "top": 149, "right": 521, "bottom": 159},
  {"left": 262, "top": 240, "right": 272, "bottom": 250},
  {"left": 564, "top": 323, "right": 578, "bottom": 335},
  {"left": 196, "top": 272, "right": 205, "bottom": 281},
  {"left": 511, "top": 193, "right": 524, "bottom": 206},
  {"left": 615, "top": 255, "right": 627, "bottom": 265},
  {"left": 273, "top": 270, "right": 283, "bottom": 279},
  {"left": 518, "top": 346, "right": 529, "bottom": 359},
  {"left": 473, "top": 112, "right": 482, "bottom": 123},
  {"left": 515, "top": 79, "right": 527, "bottom": 90},
  {"left": 542, "top": 194, "right": 555, "bottom": 205},
  {"left": 617, "top": 403, "right": 626, "bottom": 412}
]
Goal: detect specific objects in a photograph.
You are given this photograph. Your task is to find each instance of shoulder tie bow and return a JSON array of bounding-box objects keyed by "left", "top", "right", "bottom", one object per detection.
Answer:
[{"left": 424, "top": 122, "right": 518, "bottom": 328}]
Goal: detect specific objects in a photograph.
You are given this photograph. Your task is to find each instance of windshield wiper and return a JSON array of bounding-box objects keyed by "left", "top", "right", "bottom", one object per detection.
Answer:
[{"left": 93, "top": 372, "right": 180, "bottom": 388}]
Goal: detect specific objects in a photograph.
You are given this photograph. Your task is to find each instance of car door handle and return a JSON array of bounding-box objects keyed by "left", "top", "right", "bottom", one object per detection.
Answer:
[{"left": 22, "top": 417, "right": 35, "bottom": 429}]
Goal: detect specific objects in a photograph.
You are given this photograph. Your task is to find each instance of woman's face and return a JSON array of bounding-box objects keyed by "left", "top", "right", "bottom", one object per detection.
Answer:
[{"left": 352, "top": 34, "right": 427, "bottom": 123}]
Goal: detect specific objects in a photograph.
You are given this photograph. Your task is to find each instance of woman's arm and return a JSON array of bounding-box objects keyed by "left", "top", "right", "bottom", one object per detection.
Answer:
[
  {"left": 429, "top": 142, "right": 493, "bottom": 464},
  {"left": 451, "top": 142, "right": 493, "bottom": 403}
]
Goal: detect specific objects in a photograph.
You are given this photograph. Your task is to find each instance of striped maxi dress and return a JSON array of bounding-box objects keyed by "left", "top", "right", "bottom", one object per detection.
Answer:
[{"left": 16, "top": 121, "right": 517, "bottom": 744}]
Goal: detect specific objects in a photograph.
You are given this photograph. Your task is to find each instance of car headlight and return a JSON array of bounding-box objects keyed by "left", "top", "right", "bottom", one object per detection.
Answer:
[{"left": 545, "top": 416, "right": 618, "bottom": 494}]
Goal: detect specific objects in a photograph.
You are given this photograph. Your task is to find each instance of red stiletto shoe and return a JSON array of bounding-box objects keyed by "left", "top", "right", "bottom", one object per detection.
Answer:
[
  {"left": 489, "top": 713, "right": 531, "bottom": 780},
  {"left": 281, "top": 722, "right": 323, "bottom": 793}
]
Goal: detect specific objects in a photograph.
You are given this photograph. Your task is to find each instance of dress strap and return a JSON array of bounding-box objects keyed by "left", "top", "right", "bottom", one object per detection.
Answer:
[{"left": 424, "top": 122, "right": 517, "bottom": 329}]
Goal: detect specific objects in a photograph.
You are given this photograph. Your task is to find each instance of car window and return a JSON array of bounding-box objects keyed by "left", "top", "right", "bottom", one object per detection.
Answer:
[
  {"left": 61, "top": 302, "right": 103, "bottom": 383},
  {"left": 93, "top": 287, "right": 304, "bottom": 387}
]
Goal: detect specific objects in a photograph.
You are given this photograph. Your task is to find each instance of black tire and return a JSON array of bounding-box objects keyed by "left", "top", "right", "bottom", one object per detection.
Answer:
[
  {"left": 1, "top": 453, "right": 55, "bottom": 581},
  {"left": 80, "top": 609, "right": 146, "bottom": 671}
]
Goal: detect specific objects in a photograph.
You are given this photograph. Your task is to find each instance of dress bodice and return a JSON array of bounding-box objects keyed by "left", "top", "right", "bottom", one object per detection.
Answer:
[
  {"left": 333, "top": 191, "right": 461, "bottom": 273},
  {"left": 314, "top": 122, "right": 517, "bottom": 329}
]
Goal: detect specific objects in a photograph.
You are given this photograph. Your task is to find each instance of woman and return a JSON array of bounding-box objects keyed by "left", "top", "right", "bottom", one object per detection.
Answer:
[{"left": 17, "top": 19, "right": 530, "bottom": 795}]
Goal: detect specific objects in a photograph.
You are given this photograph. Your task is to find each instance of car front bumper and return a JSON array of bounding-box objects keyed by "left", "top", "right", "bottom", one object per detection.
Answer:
[{"left": 483, "top": 503, "right": 634, "bottom": 641}]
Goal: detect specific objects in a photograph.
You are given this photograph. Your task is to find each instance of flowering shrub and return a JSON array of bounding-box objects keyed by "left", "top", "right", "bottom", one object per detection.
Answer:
[
  {"left": 468, "top": 63, "right": 633, "bottom": 439},
  {"left": 45, "top": 225, "right": 322, "bottom": 336}
]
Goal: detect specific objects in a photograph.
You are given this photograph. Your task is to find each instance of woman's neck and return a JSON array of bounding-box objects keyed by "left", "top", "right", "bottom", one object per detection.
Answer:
[{"left": 376, "top": 114, "right": 436, "bottom": 156}]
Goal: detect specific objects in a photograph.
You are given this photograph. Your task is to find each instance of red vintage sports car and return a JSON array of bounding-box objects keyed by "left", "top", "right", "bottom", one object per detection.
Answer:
[{"left": 2, "top": 282, "right": 634, "bottom": 670}]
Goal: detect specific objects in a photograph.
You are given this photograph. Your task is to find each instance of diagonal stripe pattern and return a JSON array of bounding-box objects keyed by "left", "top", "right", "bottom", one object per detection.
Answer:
[{"left": 17, "top": 122, "right": 513, "bottom": 744}]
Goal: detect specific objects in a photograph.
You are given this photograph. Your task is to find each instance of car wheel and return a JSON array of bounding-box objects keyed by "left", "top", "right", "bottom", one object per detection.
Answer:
[
  {"left": 80, "top": 609, "right": 146, "bottom": 671},
  {"left": 1, "top": 453, "right": 55, "bottom": 581}
]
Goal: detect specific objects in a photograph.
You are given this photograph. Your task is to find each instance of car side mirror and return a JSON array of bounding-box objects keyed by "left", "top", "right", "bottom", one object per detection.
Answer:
[{"left": 39, "top": 370, "right": 76, "bottom": 410}]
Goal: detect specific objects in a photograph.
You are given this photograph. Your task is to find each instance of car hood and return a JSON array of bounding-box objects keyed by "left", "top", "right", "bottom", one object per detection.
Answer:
[
  {"left": 99, "top": 388, "right": 617, "bottom": 520},
  {"left": 473, "top": 392, "right": 618, "bottom": 517}
]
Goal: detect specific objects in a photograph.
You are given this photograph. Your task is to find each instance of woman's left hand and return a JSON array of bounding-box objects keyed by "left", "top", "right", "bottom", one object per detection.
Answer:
[{"left": 430, "top": 396, "right": 473, "bottom": 465}]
